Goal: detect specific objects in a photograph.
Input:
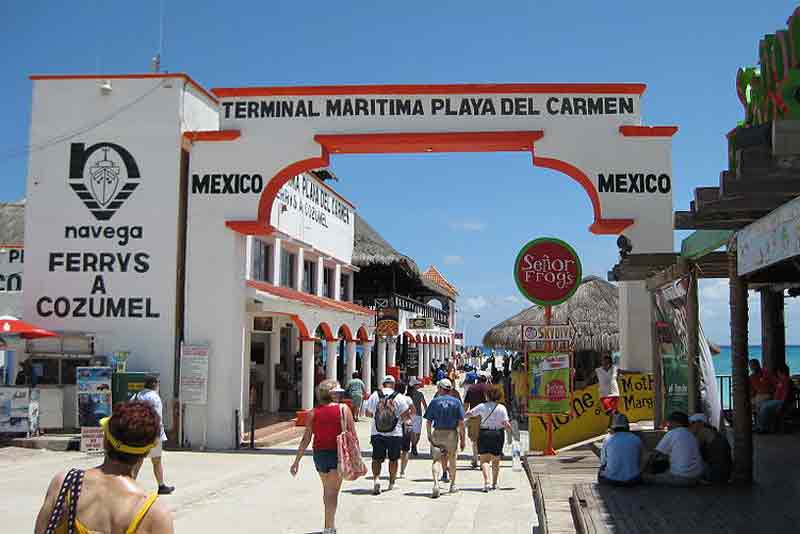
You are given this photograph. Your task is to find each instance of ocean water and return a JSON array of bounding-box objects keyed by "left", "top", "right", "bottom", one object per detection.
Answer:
[{"left": 712, "top": 345, "right": 800, "bottom": 376}]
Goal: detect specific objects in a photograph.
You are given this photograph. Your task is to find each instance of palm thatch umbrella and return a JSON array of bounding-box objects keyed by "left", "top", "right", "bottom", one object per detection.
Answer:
[{"left": 482, "top": 275, "right": 619, "bottom": 352}]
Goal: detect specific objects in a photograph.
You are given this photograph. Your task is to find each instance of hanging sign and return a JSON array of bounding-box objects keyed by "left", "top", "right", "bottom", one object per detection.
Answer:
[
  {"left": 522, "top": 321, "right": 577, "bottom": 351},
  {"left": 528, "top": 352, "right": 571, "bottom": 414},
  {"left": 514, "top": 238, "right": 581, "bottom": 306}
]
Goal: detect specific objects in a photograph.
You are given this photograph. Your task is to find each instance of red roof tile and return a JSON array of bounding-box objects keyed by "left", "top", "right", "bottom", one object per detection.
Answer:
[
  {"left": 247, "top": 280, "right": 372, "bottom": 316},
  {"left": 423, "top": 266, "right": 459, "bottom": 296}
]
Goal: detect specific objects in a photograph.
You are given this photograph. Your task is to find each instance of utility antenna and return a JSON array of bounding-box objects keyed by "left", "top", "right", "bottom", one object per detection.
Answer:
[{"left": 151, "top": 0, "right": 165, "bottom": 72}]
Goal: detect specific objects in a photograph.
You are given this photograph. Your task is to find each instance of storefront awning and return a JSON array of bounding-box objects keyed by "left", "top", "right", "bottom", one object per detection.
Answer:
[
  {"left": 0, "top": 316, "right": 58, "bottom": 339},
  {"left": 246, "top": 280, "right": 372, "bottom": 316}
]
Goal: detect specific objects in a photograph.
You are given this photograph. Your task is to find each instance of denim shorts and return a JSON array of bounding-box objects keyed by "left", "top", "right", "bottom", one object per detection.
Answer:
[{"left": 313, "top": 449, "right": 338, "bottom": 473}]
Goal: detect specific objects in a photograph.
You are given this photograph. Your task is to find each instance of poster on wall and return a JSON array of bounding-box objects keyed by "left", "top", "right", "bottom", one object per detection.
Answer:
[
  {"left": 0, "top": 386, "right": 31, "bottom": 433},
  {"left": 180, "top": 345, "right": 209, "bottom": 405},
  {"left": 76, "top": 367, "right": 112, "bottom": 428},
  {"left": 528, "top": 352, "right": 571, "bottom": 414},
  {"left": 654, "top": 277, "right": 690, "bottom": 417}
]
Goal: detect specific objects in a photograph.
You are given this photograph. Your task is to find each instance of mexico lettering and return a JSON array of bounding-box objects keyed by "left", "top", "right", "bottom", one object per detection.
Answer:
[{"left": 598, "top": 173, "right": 671, "bottom": 194}]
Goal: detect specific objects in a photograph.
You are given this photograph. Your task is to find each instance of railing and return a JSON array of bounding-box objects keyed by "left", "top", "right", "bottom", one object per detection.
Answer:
[
  {"left": 359, "top": 293, "right": 450, "bottom": 328},
  {"left": 716, "top": 374, "right": 733, "bottom": 411}
]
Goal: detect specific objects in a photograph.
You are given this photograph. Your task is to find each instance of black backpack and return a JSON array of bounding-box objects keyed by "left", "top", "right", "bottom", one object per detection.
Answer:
[{"left": 375, "top": 391, "right": 399, "bottom": 433}]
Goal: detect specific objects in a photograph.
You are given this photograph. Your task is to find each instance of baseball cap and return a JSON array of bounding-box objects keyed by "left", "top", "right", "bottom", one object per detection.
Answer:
[
  {"left": 409, "top": 377, "right": 421, "bottom": 386},
  {"left": 330, "top": 385, "right": 345, "bottom": 393},
  {"left": 688, "top": 413, "right": 707, "bottom": 424},
  {"left": 382, "top": 375, "right": 396, "bottom": 384},
  {"left": 437, "top": 378, "right": 453, "bottom": 390},
  {"left": 611, "top": 413, "right": 630, "bottom": 431}
]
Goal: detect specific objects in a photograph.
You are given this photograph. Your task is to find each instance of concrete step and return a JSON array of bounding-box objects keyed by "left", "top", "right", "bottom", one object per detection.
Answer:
[
  {"left": 2, "top": 434, "right": 80, "bottom": 452},
  {"left": 241, "top": 426, "right": 304, "bottom": 448},
  {"left": 242, "top": 419, "right": 297, "bottom": 441}
]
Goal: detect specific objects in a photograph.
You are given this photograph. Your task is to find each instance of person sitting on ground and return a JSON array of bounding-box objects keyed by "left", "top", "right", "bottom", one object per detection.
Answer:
[
  {"left": 34, "top": 400, "right": 174, "bottom": 534},
  {"left": 598, "top": 413, "right": 644, "bottom": 486},
  {"left": 425, "top": 379, "right": 465, "bottom": 498},
  {"left": 643, "top": 411, "right": 704, "bottom": 487},
  {"left": 345, "top": 372, "right": 367, "bottom": 422},
  {"left": 464, "top": 385, "right": 512, "bottom": 492},
  {"left": 756, "top": 363, "right": 793, "bottom": 433},
  {"left": 749, "top": 359, "right": 774, "bottom": 415},
  {"left": 688, "top": 413, "right": 731, "bottom": 484}
]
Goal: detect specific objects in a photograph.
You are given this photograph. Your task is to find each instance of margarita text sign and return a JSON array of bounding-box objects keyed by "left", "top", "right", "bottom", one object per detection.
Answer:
[
  {"left": 528, "top": 352, "right": 571, "bottom": 414},
  {"left": 514, "top": 238, "right": 581, "bottom": 306}
]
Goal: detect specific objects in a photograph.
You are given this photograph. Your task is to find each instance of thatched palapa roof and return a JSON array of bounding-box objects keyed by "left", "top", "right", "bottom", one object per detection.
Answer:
[
  {"left": 0, "top": 202, "right": 25, "bottom": 244},
  {"left": 353, "top": 213, "right": 455, "bottom": 299},
  {"left": 482, "top": 276, "right": 619, "bottom": 352}
]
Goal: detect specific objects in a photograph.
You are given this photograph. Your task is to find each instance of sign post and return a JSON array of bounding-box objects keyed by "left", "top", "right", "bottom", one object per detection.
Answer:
[{"left": 513, "top": 237, "right": 581, "bottom": 456}]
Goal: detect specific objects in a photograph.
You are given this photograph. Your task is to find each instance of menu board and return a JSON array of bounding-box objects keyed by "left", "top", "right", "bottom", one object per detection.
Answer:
[{"left": 180, "top": 345, "right": 209, "bottom": 405}]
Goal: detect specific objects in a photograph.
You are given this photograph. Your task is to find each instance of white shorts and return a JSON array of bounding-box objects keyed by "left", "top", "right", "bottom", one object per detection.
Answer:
[
  {"left": 412, "top": 415, "right": 423, "bottom": 434},
  {"left": 148, "top": 440, "right": 163, "bottom": 458}
]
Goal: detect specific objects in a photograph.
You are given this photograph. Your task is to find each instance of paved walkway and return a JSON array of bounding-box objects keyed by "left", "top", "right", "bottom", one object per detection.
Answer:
[{"left": 2, "top": 386, "right": 539, "bottom": 534}]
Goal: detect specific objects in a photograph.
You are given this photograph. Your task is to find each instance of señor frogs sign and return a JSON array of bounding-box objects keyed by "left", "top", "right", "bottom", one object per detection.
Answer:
[{"left": 514, "top": 238, "right": 582, "bottom": 306}]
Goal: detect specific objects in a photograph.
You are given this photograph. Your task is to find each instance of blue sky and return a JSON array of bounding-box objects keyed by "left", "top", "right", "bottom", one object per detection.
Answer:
[{"left": 1, "top": 1, "right": 798, "bottom": 345}]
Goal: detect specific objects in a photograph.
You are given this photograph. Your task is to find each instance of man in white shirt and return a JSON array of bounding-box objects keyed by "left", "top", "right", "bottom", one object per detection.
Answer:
[
  {"left": 132, "top": 375, "right": 175, "bottom": 494},
  {"left": 644, "top": 411, "right": 704, "bottom": 487},
  {"left": 595, "top": 354, "right": 620, "bottom": 421},
  {"left": 364, "top": 375, "right": 412, "bottom": 495}
]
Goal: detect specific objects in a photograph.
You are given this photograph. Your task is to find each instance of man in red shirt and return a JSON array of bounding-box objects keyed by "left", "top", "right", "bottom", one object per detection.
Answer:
[
  {"left": 755, "top": 363, "right": 793, "bottom": 433},
  {"left": 749, "top": 359, "right": 775, "bottom": 413}
]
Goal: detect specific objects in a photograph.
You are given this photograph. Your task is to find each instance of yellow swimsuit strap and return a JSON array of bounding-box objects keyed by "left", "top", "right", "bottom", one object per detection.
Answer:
[{"left": 125, "top": 494, "right": 159, "bottom": 534}]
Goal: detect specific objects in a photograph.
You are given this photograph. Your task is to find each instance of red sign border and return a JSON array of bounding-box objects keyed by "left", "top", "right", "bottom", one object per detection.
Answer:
[{"left": 513, "top": 237, "right": 582, "bottom": 306}]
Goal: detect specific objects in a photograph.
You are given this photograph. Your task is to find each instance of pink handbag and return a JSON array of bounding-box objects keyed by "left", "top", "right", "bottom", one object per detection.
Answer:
[{"left": 337, "top": 405, "right": 367, "bottom": 480}]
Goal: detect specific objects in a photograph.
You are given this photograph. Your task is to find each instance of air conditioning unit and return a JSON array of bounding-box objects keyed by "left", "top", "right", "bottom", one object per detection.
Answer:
[{"left": 252, "top": 317, "right": 274, "bottom": 334}]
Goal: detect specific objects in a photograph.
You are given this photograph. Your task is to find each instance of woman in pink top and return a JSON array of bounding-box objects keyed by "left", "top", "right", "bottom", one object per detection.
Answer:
[{"left": 291, "top": 379, "right": 355, "bottom": 534}]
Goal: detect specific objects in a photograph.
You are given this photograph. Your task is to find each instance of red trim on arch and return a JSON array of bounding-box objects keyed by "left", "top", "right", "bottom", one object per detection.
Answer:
[
  {"left": 212, "top": 83, "right": 647, "bottom": 98},
  {"left": 619, "top": 126, "right": 678, "bottom": 137},
  {"left": 257, "top": 151, "right": 330, "bottom": 226},
  {"left": 338, "top": 324, "right": 355, "bottom": 342},
  {"left": 533, "top": 156, "right": 634, "bottom": 235},
  {"left": 316, "top": 322, "right": 336, "bottom": 342},
  {"left": 404, "top": 331, "right": 417, "bottom": 343},
  {"left": 183, "top": 130, "right": 241, "bottom": 143},
  {"left": 314, "top": 131, "right": 543, "bottom": 154},
  {"left": 225, "top": 220, "right": 275, "bottom": 236},
  {"left": 357, "top": 326, "right": 371, "bottom": 342},
  {"left": 290, "top": 315, "right": 310, "bottom": 339}
]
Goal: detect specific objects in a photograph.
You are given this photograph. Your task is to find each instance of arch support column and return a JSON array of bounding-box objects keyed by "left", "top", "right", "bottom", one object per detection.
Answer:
[
  {"left": 387, "top": 337, "right": 397, "bottom": 368},
  {"left": 376, "top": 337, "right": 387, "bottom": 383},
  {"left": 301, "top": 339, "right": 315, "bottom": 410},
  {"left": 326, "top": 340, "right": 338, "bottom": 381},
  {"left": 362, "top": 340, "right": 374, "bottom": 394},
  {"left": 345, "top": 340, "right": 357, "bottom": 382},
  {"left": 269, "top": 329, "right": 281, "bottom": 413}
]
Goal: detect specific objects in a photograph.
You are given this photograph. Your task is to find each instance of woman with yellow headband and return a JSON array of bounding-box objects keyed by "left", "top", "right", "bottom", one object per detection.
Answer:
[{"left": 34, "top": 401, "right": 174, "bottom": 534}]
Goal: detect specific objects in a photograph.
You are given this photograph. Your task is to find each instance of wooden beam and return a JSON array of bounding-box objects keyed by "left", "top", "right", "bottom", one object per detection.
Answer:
[{"left": 694, "top": 187, "right": 720, "bottom": 210}]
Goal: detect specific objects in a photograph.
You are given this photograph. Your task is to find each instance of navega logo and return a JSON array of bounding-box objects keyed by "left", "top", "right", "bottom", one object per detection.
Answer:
[{"left": 68, "top": 143, "right": 140, "bottom": 221}]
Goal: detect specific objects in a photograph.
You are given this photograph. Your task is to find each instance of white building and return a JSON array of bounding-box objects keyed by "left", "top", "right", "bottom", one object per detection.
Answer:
[{"left": 22, "top": 74, "right": 374, "bottom": 448}]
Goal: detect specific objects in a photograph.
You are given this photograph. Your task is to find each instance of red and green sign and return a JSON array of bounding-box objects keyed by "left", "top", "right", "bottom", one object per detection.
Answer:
[
  {"left": 514, "top": 237, "right": 581, "bottom": 306},
  {"left": 528, "top": 352, "right": 571, "bottom": 414}
]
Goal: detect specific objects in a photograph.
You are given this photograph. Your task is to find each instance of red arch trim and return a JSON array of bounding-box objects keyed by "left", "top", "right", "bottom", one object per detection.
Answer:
[
  {"left": 257, "top": 152, "right": 330, "bottom": 226},
  {"left": 533, "top": 156, "right": 634, "bottom": 235},
  {"left": 315, "top": 322, "right": 336, "bottom": 342},
  {"left": 357, "top": 326, "right": 371, "bottom": 342},
  {"left": 338, "top": 324, "right": 355, "bottom": 342}
]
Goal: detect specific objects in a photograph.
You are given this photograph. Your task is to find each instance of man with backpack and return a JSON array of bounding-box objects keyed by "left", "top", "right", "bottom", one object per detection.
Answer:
[{"left": 364, "top": 375, "right": 412, "bottom": 495}]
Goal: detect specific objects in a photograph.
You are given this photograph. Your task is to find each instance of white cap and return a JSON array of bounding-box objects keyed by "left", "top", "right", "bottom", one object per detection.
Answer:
[
  {"left": 437, "top": 378, "right": 453, "bottom": 390},
  {"left": 382, "top": 375, "right": 396, "bottom": 384},
  {"left": 688, "top": 413, "right": 707, "bottom": 424},
  {"left": 409, "top": 377, "right": 421, "bottom": 386}
]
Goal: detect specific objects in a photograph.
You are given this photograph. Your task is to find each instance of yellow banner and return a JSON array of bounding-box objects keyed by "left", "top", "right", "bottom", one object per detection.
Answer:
[{"left": 528, "top": 373, "right": 654, "bottom": 451}]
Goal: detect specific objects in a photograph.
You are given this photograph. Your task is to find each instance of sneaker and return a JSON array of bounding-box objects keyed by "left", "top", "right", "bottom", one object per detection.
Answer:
[
  {"left": 449, "top": 484, "right": 458, "bottom": 494},
  {"left": 471, "top": 460, "right": 479, "bottom": 469},
  {"left": 157, "top": 485, "right": 175, "bottom": 495},
  {"left": 440, "top": 472, "right": 449, "bottom": 483},
  {"left": 373, "top": 482, "right": 381, "bottom": 496},
  {"left": 483, "top": 483, "right": 490, "bottom": 493},
  {"left": 411, "top": 447, "right": 419, "bottom": 457},
  {"left": 388, "top": 482, "right": 395, "bottom": 491},
  {"left": 432, "top": 483, "right": 440, "bottom": 499},
  {"left": 491, "top": 483, "right": 498, "bottom": 490}
]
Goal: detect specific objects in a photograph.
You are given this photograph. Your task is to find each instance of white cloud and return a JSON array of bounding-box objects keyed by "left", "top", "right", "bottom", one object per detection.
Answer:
[
  {"left": 464, "top": 296, "right": 488, "bottom": 312},
  {"left": 503, "top": 295, "right": 524, "bottom": 304},
  {"left": 449, "top": 220, "right": 487, "bottom": 232},
  {"left": 443, "top": 255, "right": 464, "bottom": 265}
]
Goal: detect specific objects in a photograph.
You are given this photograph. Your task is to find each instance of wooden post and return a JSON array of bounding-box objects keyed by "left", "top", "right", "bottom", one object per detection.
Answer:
[
  {"left": 729, "top": 243, "right": 753, "bottom": 484},
  {"left": 760, "top": 288, "right": 786, "bottom": 374},
  {"left": 687, "top": 268, "right": 699, "bottom": 415}
]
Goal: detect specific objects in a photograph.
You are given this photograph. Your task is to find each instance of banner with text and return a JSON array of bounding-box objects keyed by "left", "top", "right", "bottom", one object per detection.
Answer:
[
  {"left": 654, "top": 276, "right": 690, "bottom": 417},
  {"left": 528, "top": 352, "right": 571, "bottom": 414}
]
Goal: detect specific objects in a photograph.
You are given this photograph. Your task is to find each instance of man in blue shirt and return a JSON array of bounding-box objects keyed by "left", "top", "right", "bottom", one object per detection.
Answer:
[
  {"left": 425, "top": 379, "right": 465, "bottom": 498},
  {"left": 598, "top": 413, "right": 643, "bottom": 486}
]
